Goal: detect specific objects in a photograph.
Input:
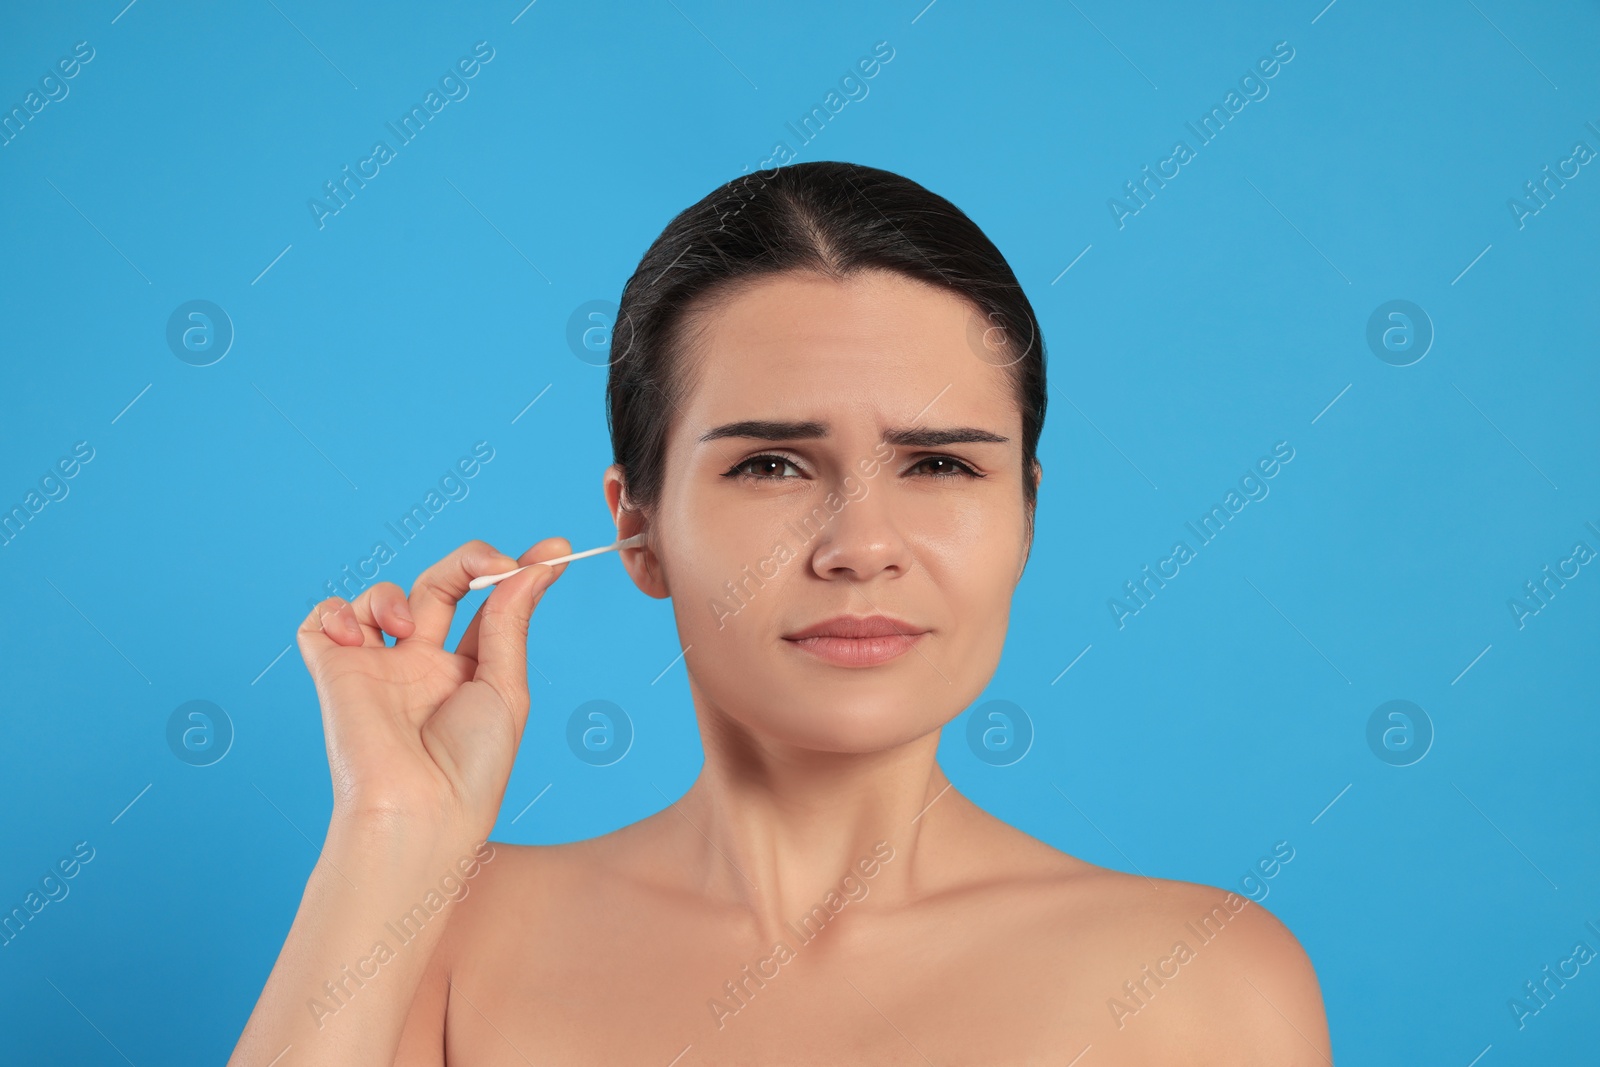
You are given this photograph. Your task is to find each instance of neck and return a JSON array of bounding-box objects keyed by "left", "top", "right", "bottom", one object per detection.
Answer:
[{"left": 670, "top": 693, "right": 958, "bottom": 938}]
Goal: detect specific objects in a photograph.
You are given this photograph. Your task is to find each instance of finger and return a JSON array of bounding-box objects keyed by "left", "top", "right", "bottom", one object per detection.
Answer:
[
  {"left": 454, "top": 537, "right": 571, "bottom": 661},
  {"left": 405, "top": 540, "right": 520, "bottom": 648},
  {"left": 296, "top": 599, "right": 361, "bottom": 687},
  {"left": 470, "top": 545, "right": 571, "bottom": 721},
  {"left": 347, "top": 581, "right": 416, "bottom": 645}
]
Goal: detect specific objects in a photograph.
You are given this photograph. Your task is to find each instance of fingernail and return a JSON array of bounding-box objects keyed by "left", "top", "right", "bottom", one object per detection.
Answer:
[{"left": 393, "top": 600, "right": 414, "bottom": 625}]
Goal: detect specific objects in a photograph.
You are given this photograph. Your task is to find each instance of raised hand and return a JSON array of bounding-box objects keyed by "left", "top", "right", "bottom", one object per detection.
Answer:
[{"left": 295, "top": 537, "right": 572, "bottom": 839}]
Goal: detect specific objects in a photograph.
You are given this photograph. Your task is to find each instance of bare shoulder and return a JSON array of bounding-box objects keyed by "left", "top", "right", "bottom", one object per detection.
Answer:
[
  {"left": 1143, "top": 879, "right": 1328, "bottom": 1064},
  {"left": 951, "top": 816, "right": 1328, "bottom": 1064},
  {"left": 444, "top": 817, "right": 664, "bottom": 947},
  {"left": 446, "top": 833, "right": 605, "bottom": 935},
  {"left": 1043, "top": 859, "right": 1329, "bottom": 1064}
]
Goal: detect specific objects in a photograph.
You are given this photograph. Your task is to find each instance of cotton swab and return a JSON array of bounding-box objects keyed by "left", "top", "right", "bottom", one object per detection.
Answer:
[{"left": 468, "top": 534, "right": 645, "bottom": 591}]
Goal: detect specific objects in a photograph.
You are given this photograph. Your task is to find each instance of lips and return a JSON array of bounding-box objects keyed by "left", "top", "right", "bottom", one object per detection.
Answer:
[{"left": 782, "top": 614, "right": 929, "bottom": 668}]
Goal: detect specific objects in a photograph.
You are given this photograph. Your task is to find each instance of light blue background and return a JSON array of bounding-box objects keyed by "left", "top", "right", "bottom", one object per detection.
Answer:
[{"left": 2, "top": 0, "right": 1596, "bottom": 1062}]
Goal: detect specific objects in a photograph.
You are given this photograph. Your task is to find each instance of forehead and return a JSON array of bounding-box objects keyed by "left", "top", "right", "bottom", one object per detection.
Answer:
[{"left": 674, "top": 269, "right": 1018, "bottom": 430}]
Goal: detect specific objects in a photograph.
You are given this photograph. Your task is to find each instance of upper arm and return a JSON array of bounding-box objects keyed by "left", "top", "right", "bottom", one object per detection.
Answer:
[
  {"left": 390, "top": 905, "right": 453, "bottom": 1066},
  {"left": 391, "top": 838, "right": 533, "bottom": 1066}
]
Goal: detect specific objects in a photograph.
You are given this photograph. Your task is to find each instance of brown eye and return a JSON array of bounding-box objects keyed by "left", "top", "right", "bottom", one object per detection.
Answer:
[
  {"left": 725, "top": 454, "right": 802, "bottom": 479},
  {"left": 910, "top": 456, "right": 980, "bottom": 478}
]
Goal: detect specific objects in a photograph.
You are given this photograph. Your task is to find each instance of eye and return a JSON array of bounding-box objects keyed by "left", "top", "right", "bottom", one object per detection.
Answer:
[
  {"left": 724, "top": 454, "right": 803, "bottom": 480},
  {"left": 909, "top": 455, "right": 982, "bottom": 479}
]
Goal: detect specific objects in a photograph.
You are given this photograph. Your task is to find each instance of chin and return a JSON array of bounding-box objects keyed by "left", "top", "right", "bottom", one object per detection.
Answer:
[
  {"left": 755, "top": 703, "right": 940, "bottom": 755},
  {"left": 738, "top": 693, "right": 947, "bottom": 754}
]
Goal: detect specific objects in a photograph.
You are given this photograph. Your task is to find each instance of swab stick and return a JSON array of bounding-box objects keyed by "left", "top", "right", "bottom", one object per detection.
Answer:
[{"left": 468, "top": 534, "right": 644, "bottom": 591}]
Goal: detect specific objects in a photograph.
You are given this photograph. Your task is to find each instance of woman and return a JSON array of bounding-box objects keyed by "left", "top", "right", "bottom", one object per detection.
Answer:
[{"left": 230, "top": 162, "right": 1330, "bottom": 1065}]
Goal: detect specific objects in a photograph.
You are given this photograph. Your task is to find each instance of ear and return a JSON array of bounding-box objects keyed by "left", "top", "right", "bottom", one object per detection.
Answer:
[
  {"left": 604, "top": 464, "right": 670, "bottom": 599},
  {"left": 1017, "top": 459, "right": 1042, "bottom": 582}
]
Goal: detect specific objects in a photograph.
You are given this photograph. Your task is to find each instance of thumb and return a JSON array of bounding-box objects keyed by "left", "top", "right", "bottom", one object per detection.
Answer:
[{"left": 471, "top": 553, "right": 565, "bottom": 724}]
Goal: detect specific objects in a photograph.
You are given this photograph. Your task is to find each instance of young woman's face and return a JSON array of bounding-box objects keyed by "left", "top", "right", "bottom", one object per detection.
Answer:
[{"left": 621, "top": 268, "right": 1036, "bottom": 754}]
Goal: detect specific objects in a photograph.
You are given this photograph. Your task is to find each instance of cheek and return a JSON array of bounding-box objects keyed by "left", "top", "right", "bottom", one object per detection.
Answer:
[
  {"left": 658, "top": 483, "right": 795, "bottom": 629},
  {"left": 906, "top": 491, "right": 1025, "bottom": 674},
  {"left": 908, "top": 488, "right": 1024, "bottom": 583},
  {"left": 914, "top": 510, "right": 1019, "bottom": 649}
]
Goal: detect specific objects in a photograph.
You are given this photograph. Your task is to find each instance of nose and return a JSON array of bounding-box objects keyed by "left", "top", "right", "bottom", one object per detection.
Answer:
[{"left": 805, "top": 477, "right": 912, "bottom": 583}]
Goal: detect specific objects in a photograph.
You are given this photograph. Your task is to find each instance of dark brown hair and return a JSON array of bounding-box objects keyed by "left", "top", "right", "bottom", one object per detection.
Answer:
[{"left": 606, "top": 160, "right": 1046, "bottom": 517}]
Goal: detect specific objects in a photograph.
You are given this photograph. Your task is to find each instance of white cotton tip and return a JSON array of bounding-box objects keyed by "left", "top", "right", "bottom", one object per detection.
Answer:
[{"left": 468, "top": 533, "right": 645, "bottom": 591}]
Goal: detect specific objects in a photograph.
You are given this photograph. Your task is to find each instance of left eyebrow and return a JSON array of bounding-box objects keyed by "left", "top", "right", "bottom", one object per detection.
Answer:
[
  {"left": 882, "top": 426, "right": 1010, "bottom": 447},
  {"left": 697, "top": 420, "right": 1009, "bottom": 447}
]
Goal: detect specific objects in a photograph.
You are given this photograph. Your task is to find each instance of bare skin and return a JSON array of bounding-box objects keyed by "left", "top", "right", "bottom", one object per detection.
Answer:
[{"left": 230, "top": 269, "right": 1331, "bottom": 1067}]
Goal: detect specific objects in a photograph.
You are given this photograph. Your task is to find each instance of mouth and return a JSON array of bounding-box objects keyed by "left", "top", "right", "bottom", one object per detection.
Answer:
[{"left": 781, "top": 614, "right": 929, "bottom": 668}]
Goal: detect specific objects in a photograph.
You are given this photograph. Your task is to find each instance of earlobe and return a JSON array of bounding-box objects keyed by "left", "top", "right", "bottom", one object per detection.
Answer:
[
  {"left": 632, "top": 541, "right": 671, "bottom": 600},
  {"left": 623, "top": 536, "right": 671, "bottom": 600},
  {"left": 1018, "top": 461, "right": 1042, "bottom": 581},
  {"left": 1017, "top": 518, "right": 1035, "bottom": 583}
]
